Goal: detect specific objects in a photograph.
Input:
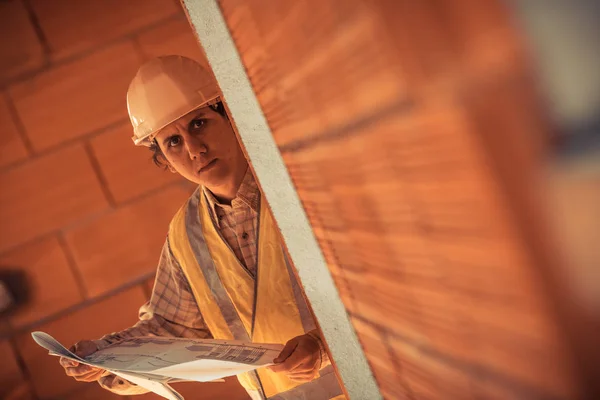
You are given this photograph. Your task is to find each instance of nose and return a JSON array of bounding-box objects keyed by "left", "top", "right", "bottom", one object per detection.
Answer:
[{"left": 184, "top": 133, "right": 207, "bottom": 160}]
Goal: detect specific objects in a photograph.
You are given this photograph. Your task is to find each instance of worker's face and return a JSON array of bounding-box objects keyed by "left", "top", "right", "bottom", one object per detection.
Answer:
[{"left": 153, "top": 105, "right": 247, "bottom": 189}]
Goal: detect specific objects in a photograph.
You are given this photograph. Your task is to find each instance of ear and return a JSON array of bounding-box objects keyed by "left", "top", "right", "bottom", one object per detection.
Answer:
[{"left": 167, "top": 164, "right": 177, "bottom": 174}]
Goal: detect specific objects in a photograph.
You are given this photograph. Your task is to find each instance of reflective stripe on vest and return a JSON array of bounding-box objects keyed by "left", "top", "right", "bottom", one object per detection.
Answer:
[
  {"left": 184, "top": 189, "right": 265, "bottom": 397},
  {"left": 184, "top": 188, "right": 251, "bottom": 341},
  {"left": 169, "top": 188, "right": 344, "bottom": 399}
]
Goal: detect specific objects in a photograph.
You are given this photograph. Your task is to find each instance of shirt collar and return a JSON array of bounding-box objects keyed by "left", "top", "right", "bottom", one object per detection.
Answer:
[{"left": 203, "top": 168, "right": 261, "bottom": 223}]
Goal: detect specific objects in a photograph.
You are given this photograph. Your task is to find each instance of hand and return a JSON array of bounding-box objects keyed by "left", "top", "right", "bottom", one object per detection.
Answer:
[
  {"left": 59, "top": 340, "right": 105, "bottom": 382},
  {"left": 268, "top": 334, "right": 322, "bottom": 382}
]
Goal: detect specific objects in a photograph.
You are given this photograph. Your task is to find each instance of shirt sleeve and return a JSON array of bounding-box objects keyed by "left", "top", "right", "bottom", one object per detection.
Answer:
[{"left": 94, "top": 238, "right": 211, "bottom": 395}]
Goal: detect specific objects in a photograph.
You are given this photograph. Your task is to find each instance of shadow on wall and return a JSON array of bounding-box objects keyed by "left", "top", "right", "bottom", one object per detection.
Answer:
[{"left": 0, "top": 269, "right": 30, "bottom": 315}]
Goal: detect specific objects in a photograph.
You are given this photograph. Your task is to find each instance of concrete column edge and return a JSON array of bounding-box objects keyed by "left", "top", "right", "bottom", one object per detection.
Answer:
[{"left": 180, "top": 1, "right": 383, "bottom": 399}]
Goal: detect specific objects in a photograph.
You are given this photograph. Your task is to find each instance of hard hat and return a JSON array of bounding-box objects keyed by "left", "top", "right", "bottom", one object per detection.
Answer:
[{"left": 127, "top": 55, "right": 221, "bottom": 146}]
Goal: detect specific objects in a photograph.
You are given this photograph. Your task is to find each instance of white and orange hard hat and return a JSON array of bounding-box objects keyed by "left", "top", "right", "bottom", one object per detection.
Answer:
[{"left": 127, "top": 55, "right": 221, "bottom": 146}]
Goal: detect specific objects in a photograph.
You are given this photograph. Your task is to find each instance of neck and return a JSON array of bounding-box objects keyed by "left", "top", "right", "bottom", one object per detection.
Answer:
[{"left": 206, "top": 164, "right": 248, "bottom": 205}]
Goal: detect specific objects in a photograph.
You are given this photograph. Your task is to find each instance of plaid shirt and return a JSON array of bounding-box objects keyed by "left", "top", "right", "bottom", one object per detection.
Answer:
[
  {"left": 204, "top": 171, "right": 261, "bottom": 277},
  {"left": 95, "top": 170, "right": 328, "bottom": 395}
]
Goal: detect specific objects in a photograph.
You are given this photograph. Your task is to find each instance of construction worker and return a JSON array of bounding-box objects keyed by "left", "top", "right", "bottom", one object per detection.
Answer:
[{"left": 58, "top": 55, "right": 344, "bottom": 400}]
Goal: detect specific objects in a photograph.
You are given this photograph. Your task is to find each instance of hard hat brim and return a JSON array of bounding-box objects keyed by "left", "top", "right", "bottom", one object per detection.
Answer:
[{"left": 131, "top": 95, "right": 221, "bottom": 146}]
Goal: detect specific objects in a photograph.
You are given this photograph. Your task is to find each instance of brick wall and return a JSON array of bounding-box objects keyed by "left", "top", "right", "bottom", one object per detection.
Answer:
[
  {"left": 0, "top": 1, "right": 248, "bottom": 399},
  {"left": 216, "top": 1, "right": 580, "bottom": 399}
]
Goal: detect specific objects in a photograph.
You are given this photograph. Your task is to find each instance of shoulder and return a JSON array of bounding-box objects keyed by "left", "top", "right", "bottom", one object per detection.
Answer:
[
  {"left": 165, "top": 188, "right": 204, "bottom": 279},
  {"left": 167, "top": 186, "right": 209, "bottom": 247}
]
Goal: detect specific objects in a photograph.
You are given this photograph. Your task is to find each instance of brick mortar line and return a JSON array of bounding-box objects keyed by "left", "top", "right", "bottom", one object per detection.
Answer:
[
  {"left": 83, "top": 140, "right": 118, "bottom": 208},
  {"left": 0, "top": 13, "right": 187, "bottom": 92},
  {"left": 55, "top": 232, "right": 90, "bottom": 302},
  {"left": 3, "top": 91, "right": 35, "bottom": 156},
  {"left": 0, "top": 232, "right": 56, "bottom": 260},
  {"left": 375, "top": 325, "right": 417, "bottom": 400},
  {"left": 48, "top": 11, "right": 186, "bottom": 66},
  {"left": 7, "top": 334, "right": 41, "bottom": 400},
  {"left": 278, "top": 98, "right": 416, "bottom": 154},
  {"left": 312, "top": 216, "right": 359, "bottom": 313},
  {"left": 1, "top": 270, "right": 155, "bottom": 339},
  {"left": 0, "top": 179, "right": 189, "bottom": 258},
  {"left": 0, "top": 117, "right": 131, "bottom": 174},
  {"left": 22, "top": 0, "right": 52, "bottom": 59},
  {"left": 130, "top": 34, "right": 149, "bottom": 62},
  {"left": 0, "top": 9, "right": 198, "bottom": 172},
  {"left": 348, "top": 313, "right": 557, "bottom": 399}
]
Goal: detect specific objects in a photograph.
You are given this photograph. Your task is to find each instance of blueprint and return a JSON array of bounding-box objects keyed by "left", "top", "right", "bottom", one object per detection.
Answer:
[{"left": 31, "top": 331, "right": 283, "bottom": 400}]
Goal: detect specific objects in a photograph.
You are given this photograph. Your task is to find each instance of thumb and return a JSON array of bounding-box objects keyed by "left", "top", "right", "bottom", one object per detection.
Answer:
[
  {"left": 73, "top": 341, "right": 98, "bottom": 358},
  {"left": 274, "top": 338, "right": 298, "bottom": 364}
]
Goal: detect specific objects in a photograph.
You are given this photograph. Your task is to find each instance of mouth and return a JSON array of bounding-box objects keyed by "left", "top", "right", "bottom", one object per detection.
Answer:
[{"left": 198, "top": 159, "right": 218, "bottom": 174}]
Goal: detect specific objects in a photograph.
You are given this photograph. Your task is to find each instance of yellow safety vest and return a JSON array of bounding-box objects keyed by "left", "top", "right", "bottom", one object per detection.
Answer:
[{"left": 168, "top": 188, "right": 344, "bottom": 400}]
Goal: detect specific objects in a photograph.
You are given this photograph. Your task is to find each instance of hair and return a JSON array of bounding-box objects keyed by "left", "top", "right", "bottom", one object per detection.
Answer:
[{"left": 149, "top": 101, "right": 226, "bottom": 169}]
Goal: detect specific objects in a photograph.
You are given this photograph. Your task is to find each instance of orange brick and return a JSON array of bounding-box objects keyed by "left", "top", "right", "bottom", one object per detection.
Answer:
[
  {"left": 90, "top": 122, "right": 183, "bottom": 204},
  {"left": 137, "top": 378, "right": 250, "bottom": 400},
  {"left": 143, "top": 275, "right": 156, "bottom": 298},
  {"left": 0, "top": 145, "right": 109, "bottom": 253},
  {"left": 351, "top": 317, "right": 390, "bottom": 366},
  {"left": 0, "top": 93, "right": 28, "bottom": 168},
  {"left": 30, "top": 0, "right": 180, "bottom": 60},
  {"left": 0, "top": 0, "right": 45, "bottom": 82},
  {"left": 0, "top": 340, "right": 26, "bottom": 397},
  {"left": 64, "top": 184, "right": 192, "bottom": 297},
  {"left": 0, "top": 236, "right": 83, "bottom": 328},
  {"left": 9, "top": 42, "right": 142, "bottom": 151},
  {"left": 350, "top": 317, "right": 409, "bottom": 399},
  {"left": 63, "top": 383, "right": 127, "bottom": 400},
  {"left": 2, "top": 383, "right": 36, "bottom": 400},
  {"left": 344, "top": 268, "right": 425, "bottom": 343},
  {"left": 135, "top": 17, "right": 209, "bottom": 66},
  {"left": 16, "top": 286, "right": 146, "bottom": 399},
  {"left": 0, "top": 318, "right": 9, "bottom": 337}
]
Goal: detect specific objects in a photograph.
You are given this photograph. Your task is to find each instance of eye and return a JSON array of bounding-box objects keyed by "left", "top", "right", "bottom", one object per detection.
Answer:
[
  {"left": 190, "top": 118, "right": 206, "bottom": 130},
  {"left": 167, "top": 135, "right": 181, "bottom": 148}
]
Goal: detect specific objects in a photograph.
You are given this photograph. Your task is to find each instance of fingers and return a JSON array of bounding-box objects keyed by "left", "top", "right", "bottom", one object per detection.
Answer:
[
  {"left": 270, "top": 348, "right": 307, "bottom": 373},
  {"left": 65, "top": 364, "right": 94, "bottom": 376},
  {"left": 72, "top": 368, "right": 105, "bottom": 382},
  {"left": 288, "top": 371, "right": 318, "bottom": 382},
  {"left": 269, "top": 345, "right": 314, "bottom": 373},
  {"left": 99, "top": 374, "right": 128, "bottom": 387},
  {"left": 61, "top": 341, "right": 97, "bottom": 368},
  {"left": 59, "top": 356, "right": 79, "bottom": 368},
  {"left": 73, "top": 340, "right": 98, "bottom": 357},
  {"left": 273, "top": 338, "right": 298, "bottom": 364},
  {"left": 271, "top": 359, "right": 318, "bottom": 382},
  {"left": 269, "top": 334, "right": 322, "bottom": 379},
  {"left": 270, "top": 336, "right": 302, "bottom": 373},
  {"left": 61, "top": 340, "right": 102, "bottom": 382},
  {"left": 65, "top": 364, "right": 105, "bottom": 381}
]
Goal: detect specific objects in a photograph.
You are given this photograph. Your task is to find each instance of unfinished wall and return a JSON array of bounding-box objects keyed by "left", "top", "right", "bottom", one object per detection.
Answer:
[
  {"left": 212, "top": 1, "right": 580, "bottom": 399},
  {"left": 0, "top": 1, "right": 248, "bottom": 399}
]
